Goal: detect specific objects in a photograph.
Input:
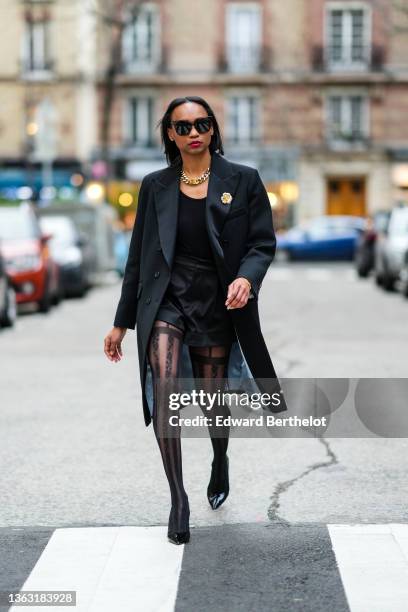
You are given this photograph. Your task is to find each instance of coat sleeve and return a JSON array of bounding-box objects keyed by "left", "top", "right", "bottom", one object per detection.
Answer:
[
  {"left": 235, "top": 169, "right": 276, "bottom": 298},
  {"left": 113, "top": 176, "right": 149, "bottom": 329}
]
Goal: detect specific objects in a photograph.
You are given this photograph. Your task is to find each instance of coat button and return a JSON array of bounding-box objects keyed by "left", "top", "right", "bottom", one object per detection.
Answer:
[
  {"left": 222, "top": 239, "right": 229, "bottom": 245},
  {"left": 154, "top": 271, "right": 160, "bottom": 278},
  {"left": 145, "top": 297, "right": 151, "bottom": 305}
]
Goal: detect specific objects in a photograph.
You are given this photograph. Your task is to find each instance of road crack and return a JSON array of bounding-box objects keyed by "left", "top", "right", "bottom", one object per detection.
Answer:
[{"left": 267, "top": 437, "right": 338, "bottom": 523}]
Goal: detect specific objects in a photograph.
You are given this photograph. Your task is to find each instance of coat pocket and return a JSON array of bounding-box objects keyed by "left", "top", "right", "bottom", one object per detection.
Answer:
[{"left": 137, "top": 281, "right": 143, "bottom": 299}]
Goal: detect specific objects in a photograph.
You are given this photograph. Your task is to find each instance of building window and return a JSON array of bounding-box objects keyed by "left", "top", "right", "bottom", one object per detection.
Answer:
[
  {"left": 326, "top": 94, "right": 369, "bottom": 144},
  {"left": 225, "top": 3, "right": 262, "bottom": 73},
  {"left": 25, "top": 98, "right": 58, "bottom": 161},
  {"left": 226, "top": 96, "right": 260, "bottom": 144},
  {"left": 122, "top": 4, "right": 160, "bottom": 73},
  {"left": 126, "top": 97, "right": 155, "bottom": 147},
  {"left": 326, "top": 4, "right": 370, "bottom": 70},
  {"left": 23, "top": 18, "right": 53, "bottom": 73}
]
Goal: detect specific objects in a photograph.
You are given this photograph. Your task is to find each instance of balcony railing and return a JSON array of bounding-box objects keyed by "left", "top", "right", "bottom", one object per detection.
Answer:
[
  {"left": 311, "top": 44, "right": 386, "bottom": 73},
  {"left": 121, "top": 59, "right": 160, "bottom": 74},
  {"left": 371, "top": 45, "right": 386, "bottom": 71},
  {"left": 120, "top": 44, "right": 168, "bottom": 75},
  {"left": 326, "top": 130, "right": 371, "bottom": 149},
  {"left": 217, "top": 44, "right": 272, "bottom": 74},
  {"left": 20, "top": 58, "right": 54, "bottom": 77}
]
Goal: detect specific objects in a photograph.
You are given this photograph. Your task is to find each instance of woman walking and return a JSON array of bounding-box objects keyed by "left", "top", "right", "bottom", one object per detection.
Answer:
[{"left": 104, "top": 95, "right": 287, "bottom": 545}]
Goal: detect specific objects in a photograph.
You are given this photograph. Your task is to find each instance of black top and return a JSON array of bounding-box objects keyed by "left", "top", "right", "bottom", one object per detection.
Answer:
[{"left": 175, "top": 190, "right": 214, "bottom": 261}]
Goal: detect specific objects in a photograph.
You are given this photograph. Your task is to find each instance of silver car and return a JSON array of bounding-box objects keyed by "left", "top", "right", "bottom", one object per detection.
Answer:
[
  {"left": 399, "top": 248, "right": 408, "bottom": 299},
  {"left": 374, "top": 205, "right": 408, "bottom": 291},
  {"left": 0, "top": 244, "right": 17, "bottom": 328}
]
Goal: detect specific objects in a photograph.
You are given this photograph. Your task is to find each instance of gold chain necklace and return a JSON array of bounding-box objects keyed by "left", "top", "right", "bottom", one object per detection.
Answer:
[{"left": 180, "top": 166, "right": 210, "bottom": 185}]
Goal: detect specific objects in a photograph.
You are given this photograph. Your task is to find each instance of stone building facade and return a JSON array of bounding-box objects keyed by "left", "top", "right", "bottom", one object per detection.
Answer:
[
  {"left": 97, "top": 0, "right": 408, "bottom": 223},
  {"left": 1, "top": 0, "right": 408, "bottom": 219}
]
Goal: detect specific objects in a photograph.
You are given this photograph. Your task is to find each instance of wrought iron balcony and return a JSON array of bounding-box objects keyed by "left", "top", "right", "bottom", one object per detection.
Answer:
[
  {"left": 311, "top": 44, "right": 386, "bottom": 73},
  {"left": 217, "top": 44, "right": 272, "bottom": 74},
  {"left": 325, "top": 130, "right": 371, "bottom": 149},
  {"left": 20, "top": 58, "right": 55, "bottom": 77},
  {"left": 120, "top": 45, "right": 168, "bottom": 75}
]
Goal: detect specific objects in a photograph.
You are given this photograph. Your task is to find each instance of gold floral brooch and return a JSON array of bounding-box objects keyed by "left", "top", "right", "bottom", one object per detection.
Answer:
[{"left": 221, "top": 192, "right": 233, "bottom": 204}]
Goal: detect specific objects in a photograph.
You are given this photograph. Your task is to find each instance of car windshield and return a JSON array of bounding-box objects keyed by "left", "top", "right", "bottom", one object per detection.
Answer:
[
  {"left": 0, "top": 208, "right": 40, "bottom": 241},
  {"left": 299, "top": 217, "right": 363, "bottom": 237},
  {"left": 39, "top": 217, "right": 76, "bottom": 245}
]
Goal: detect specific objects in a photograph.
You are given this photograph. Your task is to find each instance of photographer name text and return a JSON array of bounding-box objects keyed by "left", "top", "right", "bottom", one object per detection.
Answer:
[{"left": 168, "top": 415, "right": 327, "bottom": 428}]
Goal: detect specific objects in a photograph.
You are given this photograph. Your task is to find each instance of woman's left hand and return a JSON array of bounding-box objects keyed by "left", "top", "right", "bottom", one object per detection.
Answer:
[{"left": 225, "top": 277, "right": 251, "bottom": 309}]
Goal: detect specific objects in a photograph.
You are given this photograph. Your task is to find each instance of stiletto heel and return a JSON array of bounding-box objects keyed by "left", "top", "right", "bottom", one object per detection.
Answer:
[
  {"left": 167, "top": 496, "right": 190, "bottom": 545},
  {"left": 207, "top": 454, "right": 229, "bottom": 510}
]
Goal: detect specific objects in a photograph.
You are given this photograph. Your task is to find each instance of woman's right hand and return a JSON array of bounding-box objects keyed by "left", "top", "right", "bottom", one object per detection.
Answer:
[{"left": 104, "top": 327, "right": 127, "bottom": 362}]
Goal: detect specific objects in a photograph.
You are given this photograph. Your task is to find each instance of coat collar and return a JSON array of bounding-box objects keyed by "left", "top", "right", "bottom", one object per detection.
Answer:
[{"left": 151, "top": 151, "right": 241, "bottom": 270}]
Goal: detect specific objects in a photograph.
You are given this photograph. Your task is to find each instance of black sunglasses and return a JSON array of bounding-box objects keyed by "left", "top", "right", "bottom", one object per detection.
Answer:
[{"left": 170, "top": 116, "right": 213, "bottom": 136}]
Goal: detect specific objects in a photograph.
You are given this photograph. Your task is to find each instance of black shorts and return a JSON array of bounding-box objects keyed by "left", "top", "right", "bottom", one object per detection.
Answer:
[{"left": 155, "top": 253, "right": 235, "bottom": 347}]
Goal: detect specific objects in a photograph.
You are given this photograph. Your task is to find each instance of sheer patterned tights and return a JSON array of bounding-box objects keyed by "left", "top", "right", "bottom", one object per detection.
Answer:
[{"left": 147, "top": 320, "right": 232, "bottom": 533}]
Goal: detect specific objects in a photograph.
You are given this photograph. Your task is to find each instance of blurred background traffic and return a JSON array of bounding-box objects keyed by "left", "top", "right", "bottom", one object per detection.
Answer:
[{"left": 1, "top": 0, "right": 408, "bottom": 330}]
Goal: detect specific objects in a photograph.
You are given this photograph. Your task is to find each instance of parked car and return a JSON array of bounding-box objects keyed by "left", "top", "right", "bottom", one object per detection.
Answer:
[
  {"left": 39, "top": 215, "right": 92, "bottom": 297},
  {"left": 0, "top": 204, "right": 59, "bottom": 312},
  {"left": 113, "top": 228, "right": 132, "bottom": 277},
  {"left": 0, "top": 246, "right": 17, "bottom": 328},
  {"left": 38, "top": 201, "right": 116, "bottom": 285},
  {"left": 374, "top": 204, "right": 408, "bottom": 291},
  {"left": 354, "top": 210, "right": 391, "bottom": 278},
  {"left": 400, "top": 250, "right": 408, "bottom": 298},
  {"left": 276, "top": 215, "right": 366, "bottom": 261}
]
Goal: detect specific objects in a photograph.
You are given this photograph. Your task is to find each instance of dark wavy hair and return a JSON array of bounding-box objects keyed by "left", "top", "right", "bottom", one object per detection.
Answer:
[{"left": 156, "top": 96, "right": 224, "bottom": 166}]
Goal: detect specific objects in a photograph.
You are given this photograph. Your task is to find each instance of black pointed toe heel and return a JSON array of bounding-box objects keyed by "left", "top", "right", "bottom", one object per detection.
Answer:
[
  {"left": 167, "top": 498, "right": 190, "bottom": 545},
  {"left": 168, "top": 530, "right": 190, "bottom": 545},
  {"left": 207, "top": 454, "right": 229, "bottom": 510}
]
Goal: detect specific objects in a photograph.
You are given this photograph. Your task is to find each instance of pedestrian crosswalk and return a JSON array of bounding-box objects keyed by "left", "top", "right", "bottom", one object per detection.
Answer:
[
  {"left": 5, "top": 523, "right": 408, "bottom": 612},
  {"left": 328, "top": 524, "right": 408, "bottom": 612},
  {"left": 7, "top": 527, "right": 183, "bottom": 612}
]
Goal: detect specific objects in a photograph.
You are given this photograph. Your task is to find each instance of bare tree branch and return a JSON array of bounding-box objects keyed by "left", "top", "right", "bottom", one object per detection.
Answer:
[{"left": 89, "top": 0, "right": 144, "bottom": 180}]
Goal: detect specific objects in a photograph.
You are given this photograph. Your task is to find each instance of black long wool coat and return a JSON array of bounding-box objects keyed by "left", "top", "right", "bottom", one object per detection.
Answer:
[{"left": 113, "top": 150, "right": 288, "bottom": 426}]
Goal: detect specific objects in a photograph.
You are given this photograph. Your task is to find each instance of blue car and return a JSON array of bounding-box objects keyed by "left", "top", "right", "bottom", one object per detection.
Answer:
[
  {"left": 113, "top": 229, "right": 132, "bottom": 277},
  {"left": 276, "top": 215, "right": 366, "bottom": 261}
]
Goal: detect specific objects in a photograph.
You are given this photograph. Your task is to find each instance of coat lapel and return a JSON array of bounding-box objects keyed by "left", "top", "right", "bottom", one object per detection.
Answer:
[{"left": 152, "top": 151, "right": 241, "bottom": 269}]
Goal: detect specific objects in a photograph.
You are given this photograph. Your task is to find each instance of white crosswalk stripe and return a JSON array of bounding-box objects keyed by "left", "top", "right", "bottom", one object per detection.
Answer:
[
  {"left": 9, "top": 527, "right": 184, "bottom": 612},
  {"left": 328, "top": 524, "right": 408, "bottom": 612},
  {"left": 8, "top": 523, "right": 408, "bottom": 612}
]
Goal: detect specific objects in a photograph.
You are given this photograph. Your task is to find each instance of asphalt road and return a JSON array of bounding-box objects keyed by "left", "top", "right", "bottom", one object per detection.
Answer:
[{"left": 1, "top": 262, "right": 408, "bottom": 612}]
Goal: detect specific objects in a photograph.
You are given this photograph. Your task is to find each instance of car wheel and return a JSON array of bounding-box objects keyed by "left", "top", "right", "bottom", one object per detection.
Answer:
[
  {"left": 374, "top": 270, "right": 383, "bottom": 286},
  {"left": 38, "top": 282, "right": 52, "bottom": 313},
  {"left": 75, "top": 284, "right": 88, "bottom": 298},
  {"left": 52, "top": 286, "right": 63, "bottom": 306},
  {"left": 382, "top": 272, "right": 396, "bottom": 292},
  {"left": 357, "top": 266, "right": 369, "bottom": 278},
  {"left": 0, "top": 286, "right": 17, "bottom": 328}
]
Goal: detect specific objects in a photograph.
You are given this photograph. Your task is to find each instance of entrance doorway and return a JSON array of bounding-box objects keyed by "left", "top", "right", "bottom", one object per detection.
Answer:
[{"left": 326, "top": 176, "right": 366, "bottom": 216}]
